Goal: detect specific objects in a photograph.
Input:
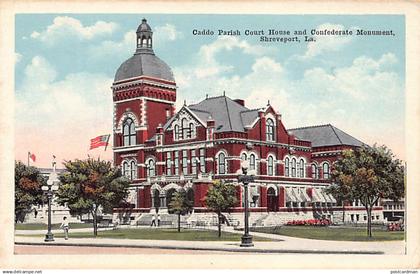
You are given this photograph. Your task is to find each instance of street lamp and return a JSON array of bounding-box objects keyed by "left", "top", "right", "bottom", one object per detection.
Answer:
[
  {"left": 41, "top": 170, "right": 59, "bottom": 242},
  {"left": 238, "top": 161, "right": 254, "bottom": 247}
]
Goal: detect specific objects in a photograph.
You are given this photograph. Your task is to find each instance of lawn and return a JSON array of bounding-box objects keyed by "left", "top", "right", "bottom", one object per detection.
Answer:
[
  {"left": 251, "top": 226, "right": 404, "bottom": 241},
  {"left": 15, "top": 223, "right": 93, "bottom": 230},
  {"left": 20, "top": 228, "right": 274, "bottom": 242}
]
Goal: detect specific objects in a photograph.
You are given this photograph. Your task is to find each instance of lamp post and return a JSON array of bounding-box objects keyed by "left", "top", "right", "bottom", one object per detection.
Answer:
[
  {"left": 238, "top": 162, "right": 254, "bottom": 247},
  {"left": 41, "top": 168, "right": 59, "bottom": 242}
]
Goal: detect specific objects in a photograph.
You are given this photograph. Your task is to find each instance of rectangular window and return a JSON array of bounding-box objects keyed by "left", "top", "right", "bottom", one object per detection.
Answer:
[
  {"left": 182, "top": 150, "right": 188, "bottom": 175},
  {"left": 174, "top": 151, "right": 179, "bottom": 175},
  {"left": 191, "top": 150, "right": 197, "bottom": 174},
  {"left": 166, "top": 152, "right": 172, "bottom": 176},
  {"left": 199, "top": 148, "right": 206, "bottom": 173}
]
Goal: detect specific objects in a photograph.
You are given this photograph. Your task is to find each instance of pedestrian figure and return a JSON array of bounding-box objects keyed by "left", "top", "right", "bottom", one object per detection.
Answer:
[
  {"left": 150, "top": 214, "right": 157, "bottom": 227},
  {"left": 60, "top": 216, "right": 69, "bottom": 240},
  {"left": 34, "top": 209, "right": 38, "bottom": 218},
  {"left": 157, "top": 214, "right": 161, "bottom": 226}
]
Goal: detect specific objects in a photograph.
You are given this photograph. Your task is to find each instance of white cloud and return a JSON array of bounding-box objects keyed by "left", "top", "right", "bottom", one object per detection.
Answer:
[
  {"left": 31, "top": 16, "right": 118, "bottom": 45},
  {"left": 16, "top": 56, "right": 115, "bottom": 166},
  {"left": 15, "top": 52, "right": 23, "bottom": 64},
  {"left": 22, "top": 56, "right": 57, "bottom": 93},
  {"left": 174, "top": 36, "right": 277, "bottom": 85},
  {"left": 302, "top": 23, "right": 353, "bottom": 58},
  {"left": 88, "top": 23, "right": 183, "bottom": 61},
  {"left": 88, "top": 31, "right": 135, "bottom": 61},
  {"left": 299, "top": 53, "right": 401, "bottom": 100},
  {"left": 154, "top": 24, "right": 183, "bottom": 42}
]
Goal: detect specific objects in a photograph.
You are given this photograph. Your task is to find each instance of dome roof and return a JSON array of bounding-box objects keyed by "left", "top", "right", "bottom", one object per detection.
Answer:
[
  {"left": 137, "top": 18, "right": 152, "bottom": 32},
  {"left": 114, "top": 53, "right": 175, "bottom": 83},
  {"left": 114, "top": 19, "right": 175, "bottom": 83}
]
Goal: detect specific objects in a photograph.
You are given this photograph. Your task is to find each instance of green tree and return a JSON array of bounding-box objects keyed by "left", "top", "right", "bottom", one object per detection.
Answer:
[
  {"left": 15, "top": 161, "right": 46, "bottom": 223},
  {"left": 204, "top": 180, "right": 237, "bottom": 237},
  {"left": 326, "top": 145, "right": 404, "bottom": 237},
  {"left": 168, "top": 189, "right": 193, "bottom": 232},
  {"left": 56, "top": 158, "right": 130, "bottom": 236}
]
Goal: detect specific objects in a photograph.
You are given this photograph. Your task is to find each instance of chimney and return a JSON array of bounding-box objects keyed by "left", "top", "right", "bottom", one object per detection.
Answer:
[{"left": 234, "top": 99, "right": 245, "bottom": 106}]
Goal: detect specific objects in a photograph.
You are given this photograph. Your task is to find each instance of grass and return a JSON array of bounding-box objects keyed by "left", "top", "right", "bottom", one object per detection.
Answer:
[
  {"left": 251, "top": 226, "right": 404, "bottom": 241},
  {"left": 15, "top": 222, "right": 93, "bottom": 230},
  {"left": 19, "top": 228, "right": 274, "bottom": 242}
]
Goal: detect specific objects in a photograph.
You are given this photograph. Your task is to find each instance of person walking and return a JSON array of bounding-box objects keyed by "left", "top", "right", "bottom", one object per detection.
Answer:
[
  {"left": 150, "top": 214, "right": 157, "bottom": 227},
  {"left": 60, "top": 216, "right": 69, "bottom": 240},
  {"left": 157, "top": 214, "right": 161, "bottom": 227}
]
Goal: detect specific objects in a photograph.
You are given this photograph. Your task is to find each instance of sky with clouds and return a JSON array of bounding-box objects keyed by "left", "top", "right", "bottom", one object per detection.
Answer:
[{"left": 15, "top": 14, "right": 405, "bottom": 168}]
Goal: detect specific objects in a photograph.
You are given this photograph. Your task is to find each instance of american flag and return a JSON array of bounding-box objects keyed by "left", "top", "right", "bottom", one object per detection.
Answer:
[{"left": 90, "top": 134, "right": 110, "bottom": 150}]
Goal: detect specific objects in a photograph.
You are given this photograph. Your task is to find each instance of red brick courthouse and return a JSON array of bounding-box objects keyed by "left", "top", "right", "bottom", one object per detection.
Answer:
[{"left": 112, "top": 19, "right": 384, "bottom": 226}]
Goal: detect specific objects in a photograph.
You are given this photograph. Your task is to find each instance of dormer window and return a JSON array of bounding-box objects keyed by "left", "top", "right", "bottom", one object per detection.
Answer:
[{"left": 173, "top": 116, "right": 196, "bottom": 141}]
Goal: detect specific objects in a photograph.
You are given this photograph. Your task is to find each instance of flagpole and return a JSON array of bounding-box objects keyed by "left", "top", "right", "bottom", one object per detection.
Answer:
[
  {"left": 104, "top": 134, "right": 111, "bottom": 151},
  {"left": 28, "top": 152, "right": 30, "bottom": 167}
]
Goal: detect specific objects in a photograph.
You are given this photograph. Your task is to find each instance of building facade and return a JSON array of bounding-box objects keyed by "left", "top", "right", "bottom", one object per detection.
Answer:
[{"left": 112, "top": 19, "right": 384, "bottom": 226}]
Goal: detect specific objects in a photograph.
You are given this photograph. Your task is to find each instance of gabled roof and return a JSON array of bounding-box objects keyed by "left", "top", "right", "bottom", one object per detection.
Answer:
[
  {"left": 288, "top": 124, "right": 365, "bottom": 148},
  {"left": 188, "top": 95, "right": 262, "bottom": 133}
]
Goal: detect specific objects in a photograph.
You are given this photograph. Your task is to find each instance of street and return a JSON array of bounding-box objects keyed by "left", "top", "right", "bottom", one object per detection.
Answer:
[{"left": 14, "top": 244, "right": 247, "bottom": 255}]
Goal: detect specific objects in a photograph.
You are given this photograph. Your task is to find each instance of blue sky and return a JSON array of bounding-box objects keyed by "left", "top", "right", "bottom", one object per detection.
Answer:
[{"left": 15, "top": 14, "right": 405, "bottom": 167}]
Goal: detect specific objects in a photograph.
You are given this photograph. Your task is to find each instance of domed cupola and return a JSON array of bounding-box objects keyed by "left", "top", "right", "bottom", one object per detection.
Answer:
[
  {"left": 114, "top": 18, "right": 175, "bottom": 83},
  {"left": 136, "top": 18, "right": 153, "bottom": 53}
]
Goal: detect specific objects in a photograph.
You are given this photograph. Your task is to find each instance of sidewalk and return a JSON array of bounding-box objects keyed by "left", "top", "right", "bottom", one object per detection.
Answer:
[{"left": 14, "top": 226, "right": 405, "bottom": 255}]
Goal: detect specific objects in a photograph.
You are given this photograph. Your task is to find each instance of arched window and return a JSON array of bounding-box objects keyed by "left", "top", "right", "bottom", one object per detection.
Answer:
[
  {"left": 189, "top": 123, "right": 195, "bottom": 138},
  {"left": 130, "top": 161, "right": 137, "bottom": 180},
  {"left": 291, "top": 158, "right": 297, "bottom": 177},
  {"left": 323, "top": 162, "right": 330, "bottom": 179},
  {"left": 147, "top": 159, "right": 156, "bottom": 177},
  {"left": 249, "top": 154, "right": 256, "bottom": 171},
  {"left": 181, "top": 118, "right": 189, "bottom": 139},
  {"left": 285, "top": 158, "right": 290, "bottom": 177},
  {"left": 241, "top": 153, "right": 247, "bottom": 162},
  {"left": 266, "top": 118, "right": 275, "bottom": 141},
  {"left": 123, "top": 160, "right": 137, "bottom": 180},
  {"left": 267, "top": 156, "right": 274, "bottom": 176},
  {"left": 123, "top": 162, "right": 130, "bottom": 178},
  {"left": 311, "top": 164, "right": 318, "bottom": 179},
  {"left": 123, "top": 118, "right": 136, "bottom": 146},
  {"left": 299, "top": 159, "right": 305, "bottom": 178},
  {"left": 217, "top": 152, "right": 226, "bottom": 174}
]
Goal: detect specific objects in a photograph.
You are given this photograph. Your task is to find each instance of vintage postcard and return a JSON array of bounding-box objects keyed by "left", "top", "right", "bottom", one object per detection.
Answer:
[{"left": 0, "top": 0, "right": 419, "bottom": 271}]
